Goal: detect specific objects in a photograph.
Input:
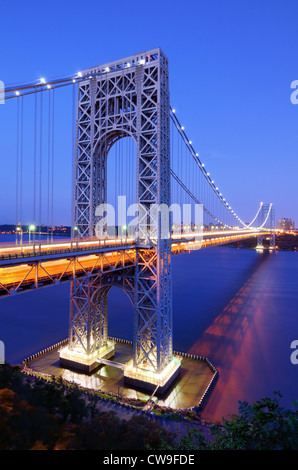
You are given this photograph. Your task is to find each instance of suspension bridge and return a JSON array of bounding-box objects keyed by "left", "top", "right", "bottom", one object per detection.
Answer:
[{"left": 0, "top": 48, "right": 275, "bottom": 394}]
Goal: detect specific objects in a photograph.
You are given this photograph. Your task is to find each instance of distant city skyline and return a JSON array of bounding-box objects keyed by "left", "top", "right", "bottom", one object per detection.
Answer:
[
  {"left": 278, "top": 217, "right": 295, "bottom": 230},
  {"left": 0, "top": 0, "right": 297, "bottom": 226}
]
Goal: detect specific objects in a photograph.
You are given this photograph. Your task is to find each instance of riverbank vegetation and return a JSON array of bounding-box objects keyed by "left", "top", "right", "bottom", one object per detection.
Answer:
[
  {"left": 0, "top": 363, "right": 173, "bottom": 450},
  {"left": 161, "top": 391, "right": 298, "bottom": 450},
  {"left": 0, "top": 363, "right": 297, "bottom": 450}
]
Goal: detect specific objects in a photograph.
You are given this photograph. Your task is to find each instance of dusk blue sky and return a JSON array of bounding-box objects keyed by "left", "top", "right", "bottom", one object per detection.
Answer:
[{"left": 0, "top": 0, "right": 297, "bottom": 227}]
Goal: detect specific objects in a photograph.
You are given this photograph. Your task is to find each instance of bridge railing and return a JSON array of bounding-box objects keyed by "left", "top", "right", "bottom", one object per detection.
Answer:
[
  {"left": 0, "top": 228, "right": 271, "bottom": 263},
  {"left": 0, "top": 236, "right": 138, "bottom": 261}
]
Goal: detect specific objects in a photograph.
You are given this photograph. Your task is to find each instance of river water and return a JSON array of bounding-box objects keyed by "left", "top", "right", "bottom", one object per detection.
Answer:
[{"left": 0, "top": 234, "right": 297, "bottom": 421}]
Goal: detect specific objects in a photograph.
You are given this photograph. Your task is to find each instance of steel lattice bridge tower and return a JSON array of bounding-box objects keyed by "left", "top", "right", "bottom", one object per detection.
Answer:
[
  {"left": 0, "top": 48, "right": 276, "bottom": 394},
  {"left": 61, "top": 48, "right": 177, "bottom": 393}
]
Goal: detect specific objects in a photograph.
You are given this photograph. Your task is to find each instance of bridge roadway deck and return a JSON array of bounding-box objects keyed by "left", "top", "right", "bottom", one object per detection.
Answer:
[{"left": 0, "top": 230, "right": 267, "bottom": 297}]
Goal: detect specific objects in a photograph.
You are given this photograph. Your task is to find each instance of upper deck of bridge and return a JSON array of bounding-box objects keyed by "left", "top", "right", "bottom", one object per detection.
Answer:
[{"left": 0, "top": 229, "right": 268, "bottom": 267}]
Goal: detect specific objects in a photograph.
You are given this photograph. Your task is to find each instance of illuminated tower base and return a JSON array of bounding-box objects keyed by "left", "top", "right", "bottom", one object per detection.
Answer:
[
  {"left": 60, "top": 341, "right": 181, "bottom": 394},
  {"left": 256, "top": 235, "right": 264, "bottom": 251},
  {"left": 124, "top": 356, "right": 181, "bottom": 395},
  {"left": 60, "top": 340, "right": 115, "bottom": 374}
]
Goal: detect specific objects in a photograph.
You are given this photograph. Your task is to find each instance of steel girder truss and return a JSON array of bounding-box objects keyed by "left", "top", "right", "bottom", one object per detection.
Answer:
[
  {"left": 71, "top": 49, "right": 172, "bottom": 374},
  {"left": 70, "top": 267, "right": 135, "bottom": 355},
  {"left": 0, "top": 249, "right": 136, "bottom": 297}
]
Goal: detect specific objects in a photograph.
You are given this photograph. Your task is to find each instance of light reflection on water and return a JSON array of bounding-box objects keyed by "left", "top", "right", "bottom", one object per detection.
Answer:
[
  {"left": 0, "top": 236, "right": 297, "bottom": 421},
  {"left": 182, "top": 249, "right": 298, "bottom": 421}
]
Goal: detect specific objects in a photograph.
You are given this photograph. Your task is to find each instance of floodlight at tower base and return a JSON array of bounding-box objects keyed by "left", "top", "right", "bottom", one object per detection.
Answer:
[
  {"left": 124, "top": 356, "right": 181, "bottom": 395},
  {"left": 59, "top": 340, "right": 115, "bottom": 374}
]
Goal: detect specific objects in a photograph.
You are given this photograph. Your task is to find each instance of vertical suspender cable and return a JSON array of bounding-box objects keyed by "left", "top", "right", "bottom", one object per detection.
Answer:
[
  {"left": 16, "top": 97, "right": 20, "bottom": 241},
  {"left": 127, "top": 138, "right": 130, "bottom": 207},
  {"left": 120, "top": 138, "right": 123, "bottom": 199},
  {"left": 171, "top": 120, "right": 174, "bottom": 223},
  {"left": 120, "top": 138, "right": 123, "bottom": 222},
  {"left": 113, "top": 140, "right": 115, "bottom": 216},
  {"left": 203, "top": 174, "right": 205, "bottom": 227},
  {"left": 187, "top": 146, "right": 190, "bottom": 223},
  {"left": 125, "top": 138, "right": 128, "bottom": 208},
  {"left": 132, "top": 137, "right": 134, "bottom": 206},
  {"left": 193, "top": 157, "right": 195, "bottom": 218},
  {"left": 119, "top": 138, "right": 121, "bottom": 234},
  {"left": 39, "top": 91, "right": 43, "bottom": 240},
  {"left": 33, "top": 92, "right": 37, "bottom": 234},
  {"left": 20, "top": 96, "right": 23, "bottom": 229},
  {"left": 132, "top": 137, "right": 134, "bottom": 207},
  {"left": 179, "top": 132, "right": 182, "bottom": 208},
  {"left": 128, "top": 137, "right": 131, "bottom": 207},
  {"left": 171, "top": 119, "right": 173, "bottom": 177},
  {"left": 115, "top": 139, "right": 118, "bottom": 228},
  {"left": 179, "top": 134, "right": 181, "bottom": 206},
  {"left": 126, "top": 137, "right": 129, "bottom": 209},
  {"left": 114, "top": 142, "right": 118, "bottom": 210},
  {"left": 51, "top": 89, "right": 55, "bottom": 241},
  {"left": 47, "top": 90, "right": 51, "bottom": 242},
  {"left": 120, "top": 139, "right": 125, "bottom": 231},
  {"left": 184, "top": 139, "right": 186, "bottom": 208},
  {"left": 71, "top": 83, "right": 75, "bottom": 239},
  {"left": 123, "top": 138, "right": 126, "bottom": 209}
]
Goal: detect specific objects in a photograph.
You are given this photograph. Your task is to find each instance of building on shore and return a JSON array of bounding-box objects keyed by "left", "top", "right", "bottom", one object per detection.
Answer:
[{"left": 278, "top": 218, "right": 295, "bottom": 230}]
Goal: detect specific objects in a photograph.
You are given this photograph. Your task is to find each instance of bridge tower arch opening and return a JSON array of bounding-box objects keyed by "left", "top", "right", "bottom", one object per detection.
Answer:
[
  {"left": 60, "top": 48, "right": 180, "bottom": 394},
  {"left": 104, "top": 133, "right": 137, "bottom": 237}
]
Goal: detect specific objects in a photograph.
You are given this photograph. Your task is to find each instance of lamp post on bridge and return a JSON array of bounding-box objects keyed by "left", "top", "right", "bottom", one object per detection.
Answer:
[
  {"left": 16, "top": 225, "right": 23, "bottom": 245},
  {"left": 122, "top": 225, "right": 128, "bottom": 242},
  {"left": 29, "top": 225, "right": 36, "bottom": 244},
  {"left": 73, "top": 226, "right": 80, "bottom": 247}
]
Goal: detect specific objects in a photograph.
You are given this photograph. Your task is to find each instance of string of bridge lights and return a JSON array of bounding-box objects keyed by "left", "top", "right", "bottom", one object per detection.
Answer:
[
  {"left": 2, "top": 66, "right": 268, "bottom": 230},
  {"left": 169, "top": 107, "right": 248, "bottom": 228},
  {"left": 3, "top": 60, "right": 146, "bottom": 100},
  {"left": 7, "top": 73, "right": 86, "bottom": 100}
]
